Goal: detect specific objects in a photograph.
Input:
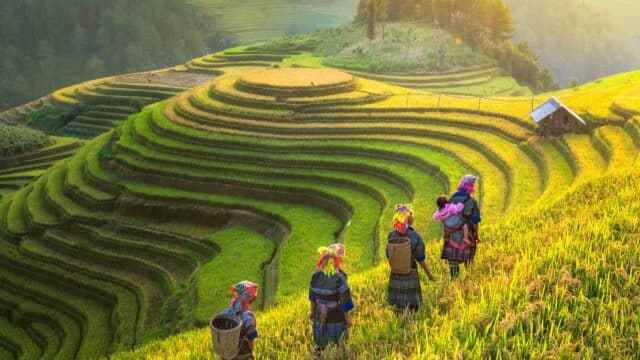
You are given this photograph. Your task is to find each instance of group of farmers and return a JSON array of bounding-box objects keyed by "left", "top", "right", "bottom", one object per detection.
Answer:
[{"left": 217, "top": 175, "right": 481, "bottom": 359}]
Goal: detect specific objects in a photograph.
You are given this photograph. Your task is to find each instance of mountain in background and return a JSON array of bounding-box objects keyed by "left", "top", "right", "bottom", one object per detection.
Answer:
[{"left": 506, "top": 0, "right": 640, "bottom": 86}]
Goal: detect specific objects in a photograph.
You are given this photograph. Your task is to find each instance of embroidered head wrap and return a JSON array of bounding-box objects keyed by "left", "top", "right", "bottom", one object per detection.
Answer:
[
  {"left": 393, "top": 204, "right": 414, "bottom": 235},
  {"left": 223, "top": 280, "right": 259, "bottom": 316},
  {"left": 316, "top": 244, "right": 345, "bottom": 277},
  {"left": 457, "top": 175, "right": 478, "bottom": 194}
]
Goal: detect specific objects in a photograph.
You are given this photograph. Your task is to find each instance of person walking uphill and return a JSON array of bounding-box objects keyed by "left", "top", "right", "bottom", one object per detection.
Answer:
[
  {"left": 440, "top": 175, "right": 482, "bottom": 278},
  {"left": 220, "top": 281, "right": 260, "bottom": 359},
  {"left": 309, "top": 244, "right": 354, "bottom": 353},
  {"left": 387, "top": 205, "right": 434, "bottom": 312}
]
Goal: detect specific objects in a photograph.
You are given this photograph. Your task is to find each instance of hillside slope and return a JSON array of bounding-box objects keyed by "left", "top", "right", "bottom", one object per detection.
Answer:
[
  {"left": 114, "top": 165, "right": 640, "bottom": 359},
  {"left": 506, "top": 0, "right": 640, "bottom": 85},
  {"left": 0, "top": 42, "right": 638, "bottom": 358}
]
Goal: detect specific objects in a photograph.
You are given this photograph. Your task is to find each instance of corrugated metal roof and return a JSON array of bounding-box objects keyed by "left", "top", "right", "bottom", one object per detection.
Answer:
[{"left": 529, "top": 97, "right": 586, "bottom": 125}]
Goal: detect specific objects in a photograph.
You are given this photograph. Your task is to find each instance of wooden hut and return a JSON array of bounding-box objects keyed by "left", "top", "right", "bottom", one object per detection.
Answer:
[{"left": 530, "top": 97, "right": 586, "bottom": 138}]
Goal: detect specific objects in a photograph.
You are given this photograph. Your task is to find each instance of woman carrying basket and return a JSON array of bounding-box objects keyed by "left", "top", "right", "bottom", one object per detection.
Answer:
[
  {"left": 309, "top": 244, "right": 355, "bottom": 353},
  {"left": 220, "top": 281, "right": 260, "bottom": 359},
  {"left": 387, "top": 205, "right": 434, "bottom": 312}
]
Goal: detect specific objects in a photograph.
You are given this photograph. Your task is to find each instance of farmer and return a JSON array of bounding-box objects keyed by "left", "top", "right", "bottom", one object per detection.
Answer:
[
  {"left": 309, "top": 244, "right": 354, "bottom": 353},
  {"left": 440, "top": 175, "right": 482, "bottom": 278},
  {"left": 387, "top": 205, "right": 434, "bottom": 312},
  {"left": 221, "top": 280, "right": 260, "bottom": 359}
]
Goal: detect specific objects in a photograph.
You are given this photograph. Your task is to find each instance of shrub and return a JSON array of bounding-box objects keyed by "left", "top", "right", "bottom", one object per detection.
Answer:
[
  {"left": 26, "top": 104, "right": 87, "bottom": 132},
  {"left": 0, "top": 124, "right": 51, "bottom": 159}
]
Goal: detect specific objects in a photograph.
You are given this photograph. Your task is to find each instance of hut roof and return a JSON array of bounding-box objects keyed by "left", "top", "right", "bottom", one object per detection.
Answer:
[{"left": 530, "top": 97, "right": 586, "bottom": 125}]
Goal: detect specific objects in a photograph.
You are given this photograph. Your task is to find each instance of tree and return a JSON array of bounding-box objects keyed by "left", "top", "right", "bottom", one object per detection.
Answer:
[
  {"left": 367, "top": 0, "right": 377, "bottom": 42},
  {"left": 378, "top": 0, "right": 389, "bottom": 40},
  {"left": 486, "top": 0, "right": 513, "bottom": 55},
  {"left": 0, "top": 0, "right": 230, "bottom": 112}
]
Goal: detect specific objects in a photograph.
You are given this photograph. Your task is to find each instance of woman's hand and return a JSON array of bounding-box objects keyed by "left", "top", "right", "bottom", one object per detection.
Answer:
[{"left": 344, "top": 314, "right": 352, "bottom": 328}]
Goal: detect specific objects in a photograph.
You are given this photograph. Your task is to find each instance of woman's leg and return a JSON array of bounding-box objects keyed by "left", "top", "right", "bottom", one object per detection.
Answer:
[{"left": 449, "top": 261, "right": 460, "bottom": 278}]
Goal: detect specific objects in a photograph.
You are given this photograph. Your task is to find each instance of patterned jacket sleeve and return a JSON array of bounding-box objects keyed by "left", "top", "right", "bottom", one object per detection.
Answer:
[
  {"left": 336, "top": 272, "right": 354, "bottom": 313},
  {"left": 471, "top": 198, "right": 481, "bottom": 224},
  {"left": 309, "top": 272, "right": 316, "bottom": 302},
  {"left": 242, "top": 312, "right": 259, "bottom": 340},
  {"left": 413, "top": 232, "right": 426, "bottom": 263}
]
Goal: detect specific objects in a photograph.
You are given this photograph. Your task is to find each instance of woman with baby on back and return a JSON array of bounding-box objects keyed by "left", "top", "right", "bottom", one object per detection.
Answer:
[{"left": 434, "top": 175, "right": 482, "bottom": 278}]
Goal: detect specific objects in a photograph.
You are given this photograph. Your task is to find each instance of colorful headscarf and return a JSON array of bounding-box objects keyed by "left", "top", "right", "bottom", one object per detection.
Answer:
[
  {"left": 393, "top": 204, "right": 414, "bottom": 235},
  {"left": 223, "top": 280, "right": 259, "bottom": 316},
  {"left": 316, "top": 244, "right": 345, "bottom": 277},
  {"left": 457, "top": 175, "right": 478, "bottom": 194}
]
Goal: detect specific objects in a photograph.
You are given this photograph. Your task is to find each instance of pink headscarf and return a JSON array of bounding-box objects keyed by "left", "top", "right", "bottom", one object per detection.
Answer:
[
  {"left": 223, "top": 280, "right": 259, "bottom": 315},
  {"left": 457, "top": 175, "right": 478, "bottom": 194}
]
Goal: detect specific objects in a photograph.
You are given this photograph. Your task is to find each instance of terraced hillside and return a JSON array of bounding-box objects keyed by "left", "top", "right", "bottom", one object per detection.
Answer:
[
  {"left": 184, "top": 48, "right": 300, "bottom": 73},
  {"left": 1, "top": 63, "right": 638, "bottom": 359},
  {"left": 0, "top": 137, "right": 82, "bottom": 203},
  {"left": 343, "top": 65, "right": 532, "bottom": 96},
  {"left": 242, "top": 22, "right": 533, "bottom": 97},
  {"left": 113, "top": 67, "right": 638, "bottom": 359},
  {"left": 50, "top": 77, "right": 191, "bottom": 139},
  {"left": 187, "top": 0, "right": 359, "bottom": 44},
  {"left": 0, "top": 98, "right": 48, "bottom": 126}
]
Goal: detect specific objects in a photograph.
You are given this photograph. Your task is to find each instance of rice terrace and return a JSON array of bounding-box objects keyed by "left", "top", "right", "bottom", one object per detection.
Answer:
[{"left": 0, "top": 1, "right": 639, "bottom": 359}]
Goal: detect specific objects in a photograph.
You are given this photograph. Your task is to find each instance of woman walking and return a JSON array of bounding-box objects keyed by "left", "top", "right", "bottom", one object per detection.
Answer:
[
  {"left": 440, "top": 175, "right": 482, "bottom": 278},
  {"left": 309, "top": 244, "right": 354, "bottom": 353},
  {"left": 387, "top": 205, "right": 434, "bottom": 312},
  {"left": 220, "top": 280, "right": 260, "bottom": 359}
]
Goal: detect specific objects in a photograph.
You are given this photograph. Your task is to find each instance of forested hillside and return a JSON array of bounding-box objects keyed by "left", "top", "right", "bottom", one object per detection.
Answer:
[
  {"left": 505, "top": 0, "right": 640, "bottom": 85},
  {"left": 355, "top": 0, "right": 557, "bottom": 91},
  {"left": 0, "top": 0, "right": 232, "bottom": 112}
]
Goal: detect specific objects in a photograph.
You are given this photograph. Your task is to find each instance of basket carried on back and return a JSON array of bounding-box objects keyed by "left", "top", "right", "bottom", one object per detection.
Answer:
[
  {"left": 387, "top": 237, "right": 412, "bottom": 274},
  {"left": 211, "top": 314, "right": 242, "bottom": 360}
]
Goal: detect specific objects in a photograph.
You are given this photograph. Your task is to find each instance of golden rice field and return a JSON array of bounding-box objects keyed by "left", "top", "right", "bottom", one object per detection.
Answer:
[{"left": 0, "top": 44, "right": 639, "bottom": 359}]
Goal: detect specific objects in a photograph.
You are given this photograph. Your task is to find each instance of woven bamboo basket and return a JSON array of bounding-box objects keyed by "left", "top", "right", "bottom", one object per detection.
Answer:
[
  {"left": 387, "top": 237, "right": 412, "bottom": 274},
  {"left": 211, "top": 314, "right": 242, "bottom": 359}
]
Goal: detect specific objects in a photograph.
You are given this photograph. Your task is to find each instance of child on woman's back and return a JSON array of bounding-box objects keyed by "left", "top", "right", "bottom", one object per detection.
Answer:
[{"left": 433, "top": 195, "right": 471, "bottom": 245}]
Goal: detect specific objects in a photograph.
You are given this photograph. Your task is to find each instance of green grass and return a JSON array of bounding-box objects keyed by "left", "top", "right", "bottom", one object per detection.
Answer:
[
  {"left": 563, "top": 135, "right": 607, "bottom": 181},
  {"left": 532, "top": 140, "right": 575, "bottom": 202},
  {"left": 152, "top": 102, "right": 506, "bottom": 219},
  {"left": 65, "top": 144, "right": 115, "bottom": 203},
  {"left": 26, "top": 175, "right": 61, "bottom": 228},
  {"left": 0, "top": 241, "right": 116, "bottom": 357},
  {"left": 0, "top": 314, "right": 43, "bottom": 360},
  {"left": 596, "top": 126, "right": 639, "bottom": 171},
  {"left": 257, "top": 23, "right": 492, "bottom": 73},
  {"left": 193, "top": 227, "right": 276, "bottom": 322},
  {"left": 0, "top": 287, "right": 74, "bottom": 359},
  {"left": 6, "top": 185, "right": 31, "bottom": 236}
]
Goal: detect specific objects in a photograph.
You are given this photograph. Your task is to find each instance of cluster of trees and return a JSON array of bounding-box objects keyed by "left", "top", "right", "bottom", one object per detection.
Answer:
[
  {"left": 355, "top": 0, "right": 557, "bottom": 91},
  {"left": 0, "top": 0, "right": 234, "bottom": 111}
]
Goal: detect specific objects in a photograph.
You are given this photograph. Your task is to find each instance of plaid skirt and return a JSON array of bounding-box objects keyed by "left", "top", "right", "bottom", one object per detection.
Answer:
[
  {"left": 441, "top": 240, "right": 476, "bottom": 263},
  {"left": 387, "top": 269, "right": 422, "bottom": 307},
  {"left": 312, "top": 321, "right": 348, "bottom": 347}
]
